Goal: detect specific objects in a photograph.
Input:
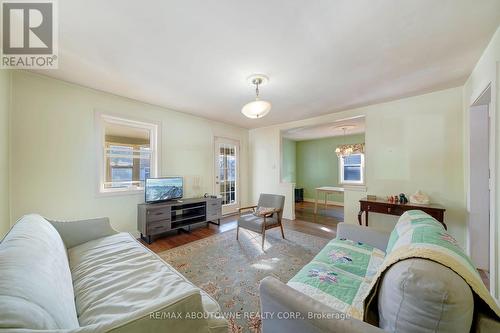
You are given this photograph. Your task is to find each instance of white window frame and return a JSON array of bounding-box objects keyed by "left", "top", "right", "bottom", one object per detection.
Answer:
[
  {"left": 339, "top": 153, "right": 365, "bottom": 185},
  {"left": 96, "top": 113, "right": 159, "bottom": 195}
]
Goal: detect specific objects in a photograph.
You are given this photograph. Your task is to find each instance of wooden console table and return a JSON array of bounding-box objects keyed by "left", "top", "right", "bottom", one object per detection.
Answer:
[{"left": 358, "top": 197, "right": 446, "bottom": 229}]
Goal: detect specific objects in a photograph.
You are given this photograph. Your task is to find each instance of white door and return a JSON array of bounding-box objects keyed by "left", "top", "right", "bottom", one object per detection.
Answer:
[{"left": 214, "top": 137, "right": 240, "bottom": 215}]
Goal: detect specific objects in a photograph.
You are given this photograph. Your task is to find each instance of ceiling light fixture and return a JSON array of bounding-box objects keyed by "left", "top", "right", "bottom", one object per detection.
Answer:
[
  {"left": 241, "top": 74, "right": 271, "bottom": 119},
  {"left": 334, "top": 125, "right": 364, "bottom": 157}
]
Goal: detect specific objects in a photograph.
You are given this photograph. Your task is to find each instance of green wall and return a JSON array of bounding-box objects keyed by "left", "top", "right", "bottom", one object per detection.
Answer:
[
  {"left": 10, "top": 71, "right": 250, "bottom": 233},
  {"left": 296, "top": 133, "right": 365, "bottom": 203},
  {"left": 282, "top": 138, "right": 296, "bottom": 183}
]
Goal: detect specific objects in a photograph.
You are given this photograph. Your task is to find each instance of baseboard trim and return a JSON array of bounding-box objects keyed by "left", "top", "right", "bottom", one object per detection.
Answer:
[
  {"left": 302, "top": 198, "right": 344, "bottom": 207},
  {"left": 223, "top": 212, "right": 239, "bottom": 217}
]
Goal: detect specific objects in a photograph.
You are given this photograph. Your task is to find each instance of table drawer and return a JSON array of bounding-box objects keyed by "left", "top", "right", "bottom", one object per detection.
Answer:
[
  {"left": 207, "top": 211, "right": 221, "bottom": 220},
  {"left": 207, "top": 201, "right": 221, "bottom": 218},
  {"left": 147, "top": 207, "right": 171, "bottom": 222},
  {"left": 147, "top": 220, "right": 171, "bottom": 235},
  {"left": 208, "top": 200, "right": 221, "bottom": 207},
  {"left": 207, "top": 200, "right": 221, "bottom": 209},
  {"left": 363, "top": 203, "right": 404, "bottom": 216}
]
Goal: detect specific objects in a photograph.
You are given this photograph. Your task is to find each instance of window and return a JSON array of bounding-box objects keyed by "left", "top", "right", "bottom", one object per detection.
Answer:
[
  {"left": 98, "top": 114, "right": 158, "bottom": 193},
  {"left": 339, "top": 154, "right": 364, "bottom": 185}
]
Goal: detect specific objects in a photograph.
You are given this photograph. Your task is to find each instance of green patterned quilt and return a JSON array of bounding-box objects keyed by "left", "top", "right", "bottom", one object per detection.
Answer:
[
  {"left": 365, "top": 210, "right": 500, "bottom": 320},
  {"left": 287, "top": 237, "right": 385, "bottom": 318},
  {"left": 287, "top": 210, "right": 500, "bottom": 322}
]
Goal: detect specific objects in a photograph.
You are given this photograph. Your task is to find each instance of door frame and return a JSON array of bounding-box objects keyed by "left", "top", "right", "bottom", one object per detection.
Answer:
[
  {"left": 468, "top": 84, "right": 496, "bottom": 298},
  {"left": 213, "top": 136, "right": 241, "bottom": 215},
  {"left": 468, "top": 103, "right": 490, "bottom": 270}
]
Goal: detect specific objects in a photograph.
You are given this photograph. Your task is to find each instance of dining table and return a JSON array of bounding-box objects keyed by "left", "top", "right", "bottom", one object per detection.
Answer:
[{"left": 314, "top": 186, "right": 344, "bottom": 214}]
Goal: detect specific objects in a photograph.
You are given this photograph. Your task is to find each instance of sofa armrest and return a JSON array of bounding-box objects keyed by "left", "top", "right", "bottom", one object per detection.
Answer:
[
  {"left": 48, "top": 217, "right": 118, "bottom": 248},
  {"left": 336, "top": 223, "right": 390, "bottom": 251},
  {"left": 259, "top": 276, "right": 384, "bottom": 333}
]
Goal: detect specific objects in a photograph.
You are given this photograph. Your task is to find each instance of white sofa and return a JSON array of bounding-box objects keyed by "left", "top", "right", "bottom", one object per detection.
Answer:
[{"left": 0, "top": 214, "right": 228, "bottom": 333}]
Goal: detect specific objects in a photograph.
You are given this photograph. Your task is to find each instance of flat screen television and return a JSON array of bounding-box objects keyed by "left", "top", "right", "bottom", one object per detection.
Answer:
[{"left": 145, "top": 177, "right": 183, "bottom": 203}]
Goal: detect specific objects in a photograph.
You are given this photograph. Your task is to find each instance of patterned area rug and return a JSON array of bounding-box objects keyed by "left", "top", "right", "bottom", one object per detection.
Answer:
[{"left": 159, "top": 227, "right": 331, "bottom": 333}]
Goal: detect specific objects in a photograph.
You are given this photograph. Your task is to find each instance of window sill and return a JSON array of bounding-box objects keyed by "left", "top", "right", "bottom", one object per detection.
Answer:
[
  {"left": 96, "top": 187, "right": 145, "bottom": 198},
  {"left": 342, "top": 184, "right": 367, "bottom": 192}
]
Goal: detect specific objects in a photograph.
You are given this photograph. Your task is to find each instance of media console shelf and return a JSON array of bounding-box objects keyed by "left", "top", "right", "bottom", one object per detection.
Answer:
[{"left": 137, "top": 197, "right": 222, "bottom": 244}]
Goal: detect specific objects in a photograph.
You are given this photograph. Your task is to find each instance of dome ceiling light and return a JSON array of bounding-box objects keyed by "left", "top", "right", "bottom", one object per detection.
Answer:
[{"left": 241, "top": 74, "right": 271, "bottom": 119}]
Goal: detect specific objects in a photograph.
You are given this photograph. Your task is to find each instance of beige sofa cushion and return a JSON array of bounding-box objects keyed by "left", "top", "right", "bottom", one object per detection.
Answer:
[
  {"left": 0, "top": 214, "right": 79, "bottom": 330},
  {"left": 68, "top": 232, "right": 214, "bottom": 327}
]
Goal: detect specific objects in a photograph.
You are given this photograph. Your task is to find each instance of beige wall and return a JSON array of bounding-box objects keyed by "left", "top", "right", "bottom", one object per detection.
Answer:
[
  {"left": 0, "top": 70, "right": 10, "bottom": 237},
  {"left": 250, "top": 87, "right": 465, "bottom": 246},
  {"left": 463, "top": 25, "right": 500, "bottom": 299},
  {"left": 10, "top": 71, "right": 250, "bottom": 234}
]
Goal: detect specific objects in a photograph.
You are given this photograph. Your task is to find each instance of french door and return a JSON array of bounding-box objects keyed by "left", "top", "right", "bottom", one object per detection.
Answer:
[{"left": 214, "top": 137, "right": 240, "bottom": 215}]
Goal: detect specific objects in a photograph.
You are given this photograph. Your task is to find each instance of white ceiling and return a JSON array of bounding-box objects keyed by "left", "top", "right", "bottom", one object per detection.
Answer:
[
  {"left": 282, "top": 116, "right": 365, "bottom": 141},
  {"left": 37, "top": 0, "right": 500, "bottom": 129}
]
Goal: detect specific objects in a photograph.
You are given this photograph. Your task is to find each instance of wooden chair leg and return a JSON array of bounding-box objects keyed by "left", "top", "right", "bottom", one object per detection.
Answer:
[
  {"left": 262, "top": 227, "right": 266, "bottom": 249},
  {"left": 279, "top": 222, "right": 285, "bottom": 239},
  {"left": 236, "top": 226, "right": 239, "bottom": 240}
]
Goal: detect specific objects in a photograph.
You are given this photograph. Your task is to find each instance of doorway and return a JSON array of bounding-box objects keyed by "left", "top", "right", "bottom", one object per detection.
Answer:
[
  {"left": 280, "top": 117, "right": 366, "bottom": 226},
  {"left": 468, "top": 85, "right": 495, "bottom": 294},
  {"left": 214, "top": 137, "right": 240, "bottom": 215}
]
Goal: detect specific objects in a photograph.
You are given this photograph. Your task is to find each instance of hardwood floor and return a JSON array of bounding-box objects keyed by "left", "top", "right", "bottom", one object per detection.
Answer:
[
  {"left": 295, "top": 201, "right": 343, "bottom": 225},
  {"left": 141, "top": 212, "right": 337, "bottom": 253}
]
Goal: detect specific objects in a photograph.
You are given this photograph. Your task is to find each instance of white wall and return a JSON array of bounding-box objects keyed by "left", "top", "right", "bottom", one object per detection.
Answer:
[
  {"left": 0, "top": 70, "right": 10, "bottom": 237},
  {"left": 10, "top": 71, "right": 250, "bottom": 234},
  {"left": 463, "top": 25, "right": 500, "bottom": 298},
  {"left": 250, "top": 87, "right": 465, "bottom": 246}
]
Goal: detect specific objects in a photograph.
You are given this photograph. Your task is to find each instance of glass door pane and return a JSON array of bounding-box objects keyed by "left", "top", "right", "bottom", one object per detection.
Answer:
[
  {"left": 218, "top": 143, "right": 237, "bottom": 206},
  {"left": 214, "top": 138, "right": 239, "bottom": 215}
]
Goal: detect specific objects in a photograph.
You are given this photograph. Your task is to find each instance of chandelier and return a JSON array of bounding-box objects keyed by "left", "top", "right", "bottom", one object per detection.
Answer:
[
  {"left": 335, "top": 143, "right": 365, "bottom": 157},
  {"left": 335, "top": 126, "right": 365, "bottom": 157}
]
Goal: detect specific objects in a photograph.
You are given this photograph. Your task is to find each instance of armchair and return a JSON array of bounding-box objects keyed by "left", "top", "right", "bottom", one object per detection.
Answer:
[{"left": 237, "top": 194, "right": 285, "bottom": 249}]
